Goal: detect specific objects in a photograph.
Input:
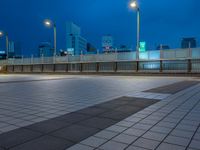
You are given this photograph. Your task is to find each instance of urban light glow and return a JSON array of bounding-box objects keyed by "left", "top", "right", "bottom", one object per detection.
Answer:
[
  {"left": 44, "top": 19, "right": 52, "bottom": 27},
  {"left": 130, "top": 1, "right": 137, "bottom": 8},
  {"left": 0, "top": 31, "right": 3, "bottom": 37}
]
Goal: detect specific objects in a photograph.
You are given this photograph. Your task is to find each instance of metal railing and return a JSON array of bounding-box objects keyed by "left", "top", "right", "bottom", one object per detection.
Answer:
[{"left": 1, "top": 48, "right": 200, "bottom": 66}]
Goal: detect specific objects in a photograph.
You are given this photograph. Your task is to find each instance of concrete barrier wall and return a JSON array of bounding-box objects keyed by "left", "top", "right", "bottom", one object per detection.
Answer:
[
  {"left": 32, "top": 65, "right": 42, "bottom": 72},
  {"left": 82, "top": 63, "right": 97, "bottom": 72},
  {"left": 99, "top": 62, "right": 115, "bottom": 72},
  {"left": 55, "top": 64, "right": 67, "bottom": 72},
  {"left": 23, "top": 65, "right": 32, "bottom": 72},
  {"left": 191, "top": 60, "right": 200, "bottom": 73},
  {"left": 162, "top": 60, "right": 188, "bottom": 73},
  {"left": 14, "top": 65, "right": 23, "bottom": 72},
  {"left": 68, "top": 64, "right": 81, "bottom": 72},
  {"left": 139, "top": 61, "right": 160, "bottom": 72},
  {"left": 7, "top": 66, "right": 14, "bottom": 73},
  {"left": 117, "top": 62, "right": 137, "bottom": 72},
  {"left": 0, "top": 66, "right": 7, "bottom": 73},
  {"left": 43, "top": 64, "right": 54, "bottom": 72},
  {"left": 5, "top": 59, "right": 200, "bottom": 74}
]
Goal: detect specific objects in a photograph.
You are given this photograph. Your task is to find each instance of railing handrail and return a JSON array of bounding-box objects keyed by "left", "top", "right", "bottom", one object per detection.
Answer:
[{"left": 1, "top": 48, "right": 200, "bottom": 66}]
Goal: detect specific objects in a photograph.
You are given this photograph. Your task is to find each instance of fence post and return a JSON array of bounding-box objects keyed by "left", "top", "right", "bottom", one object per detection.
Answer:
[
  {"left": 66, "top": 63, "right": 68, "bottom": 72},
  {"left": 160, "top": 60, "right": 163, "bottom": 73},
  {"left": 188, "top": 59, "right": 192, "bottom": 73},
  {"left": 136, "top": 61, "right": 139, "bottom": 72},
  {"left": 31, "top": 55, "right": 33, "bottom": 64},
  {"left": 42, "top": 54, "right": 44, "bottom": 64},
  {"left": 114, "top": 62, "right": 118, "bottom": 72},
  {"left": 21, "top": 56, "right": 24, "bottom": 64},
  {"left": 80, "top": 63, "right": 83, "bottom": 72},
  {"left": 96, "top": 62, "right": 99, "bottom": 72}
]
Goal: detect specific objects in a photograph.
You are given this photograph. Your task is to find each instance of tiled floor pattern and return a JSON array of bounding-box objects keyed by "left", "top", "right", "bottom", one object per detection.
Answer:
[
  {"left": 0, "top": 76, "right": 184, "bottom": 134},
  {"left": 69, "top": 83, "right": 200, "bottom": 150},
  {"left": 126, "top": 92, "right": 171, "bottom": 100},
  {"left": 0, "top": 75, "right": 199, "bottom": 150},
  {"left": 0, "top": 97, "right": 158, "bottom": 150},
  {"left": 145, "top": 81, "right": 199, "bottom": 94}
]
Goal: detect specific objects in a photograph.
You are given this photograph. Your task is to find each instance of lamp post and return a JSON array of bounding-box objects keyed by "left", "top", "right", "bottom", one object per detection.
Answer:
[
  {"left": 0, "top": 31, "right": 9, "bottom": 60},
  {"left": 43, "top": 19, "right": 57, "bottom": 57},
  {"left": 130, "top": 0, "right": 140, "bottom": 60}
]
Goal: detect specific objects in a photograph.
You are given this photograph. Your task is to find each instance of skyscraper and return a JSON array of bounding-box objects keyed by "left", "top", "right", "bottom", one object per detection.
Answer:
[
  {"left": 38, "top": 42, "right": 53, "bottom": 57},
  {"left": 8, "top": 41, "right": 22, "bottom": 58},
  {"left": 102, "top": 35, "right": 114, "bottom": 53},
  {"left": 181, "top": 38, "right": 197, "bottom": 49},
  {"left": 66, "top": 22, "right": 87, "bottom": 55}
]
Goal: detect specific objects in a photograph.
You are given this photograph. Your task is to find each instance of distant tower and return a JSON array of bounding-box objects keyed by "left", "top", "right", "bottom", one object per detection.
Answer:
[
  {"left": 38, "top": 42, "right": 53, "bottom": 57},
  {"left": 102, "top": 35, "right": 114, "bottom": 53},
  {"left": 66, "top": 22, "right": 87, "bottom": 55},
  {"left": 8, "top": 41, "right": 22, "bottom": 58},
  {"left": 181, "top": 38, "right": 197, "bottom": 49}
]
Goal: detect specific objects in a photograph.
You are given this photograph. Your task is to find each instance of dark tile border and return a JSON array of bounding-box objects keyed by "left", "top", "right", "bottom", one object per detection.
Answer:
[
  {"left": 0, "top": 97, "right": 159, "bottom": 150},
  {"left": 145, "top": 81, "right": 199, "bottom": 94}
]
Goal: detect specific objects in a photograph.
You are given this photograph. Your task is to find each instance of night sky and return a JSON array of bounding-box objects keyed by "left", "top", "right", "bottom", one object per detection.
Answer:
[{"left": 0, "top": 0, "right": 199, "bottom": 56}]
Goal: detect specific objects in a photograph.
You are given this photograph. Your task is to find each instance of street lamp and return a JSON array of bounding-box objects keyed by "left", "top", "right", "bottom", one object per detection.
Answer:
[
  {"left": 43, "top": 19, "right": 57, "bottom": 56},
  {"left": 0, "top": 30, "right": 9, "bottom": 60},
  {"left": 130, "top": 0, "right": 140, "bottom": 60}
]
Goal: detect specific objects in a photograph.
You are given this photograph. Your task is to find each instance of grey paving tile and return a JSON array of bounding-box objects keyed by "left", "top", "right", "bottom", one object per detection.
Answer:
[
  {"left": 175, "top": 124, "right": 198, "bottom": 132},
  {"left": 25, "top": 119, "right": 71, "bottom": 134},
  {"left": 81, "top": 136, "right": 107, "bottom": 148},
  {"left": 125, "top": 117, "right": 142, "bottom": 123},
  {"left": 123, "top": 128, "right": 146, "bottom": 137},
  {"left": 94, "top": 130, "right": 118, "bottom": 140},
  {"left": 157, "top": 121, "right": 177, "bottom": 129},
  {"left": 0, "top": 128, "right": 42, "bottom": 149},
  {"left": 79, "top": 117, "right": 117, "bottom": 129},
  {"left": 170, "top": 129, "right": 194, "bottom": 139},
  {"left": 114, "top": 105, "right": 142, "bottom": 113},
  {"left": 1, "top": 125, "right": 19, "bottom": 132},
  {"left": 126, "top": 146, "right": 149, "bottom": 150},
  {"left": 116, "top": 120, "right": 135, "bottom": 128},
  {"left": 99, "top": 110, "right": 131, "bottom": 121},
  {"left": 132, "top": 138, "right": 160, "bottom": 150},
  {"left": 156, "top": 142, "right": 186, "bottom": 150},
  {"left": 145, "top": 81, "right": 199, "bottom": 94},
  {"left": 10, "top": 135, "right": 74, "bottom": 150},
  {"left": 193, "top": 132, "right": 200, "bottom": 140},
  {"left": 106, "top": 125, "right": 127, "bottom": 133},
  {"left": 139, "top": 119, "right": 159, "bottom": 125},
  {"left": 164, "top": 135, "right": 191, "bottom": 147},
  {"left": 150, "top": 126, "right": 172, "bottom": 134},
  {"left": 51, "top": 124, "right": 100, "bottom": 142},
  {"left": 189, "top": 140, "right": 200, "bottom": 149},
  {"left": 67, "top": 144, "right": 94, "bottom": 150},
  {"left": 112, "top": 134, "right": 137, "bottom": 144},
  {"left": 132, "top": 123, "right": 153, "bottom": 130},
  {"left": 76, "top": 107, "right": 108, "bottom": 116},
  {"left": 99, "top": 140, "right": 127, "bottom": 150},
  {"left": 54, "top": 113, "right": 92, "bottom": 124},
  {"left": 142, "top": 131, "right": 167, "bottom": 141},
  {"left": 187, "top": 148, "right": 198, "bottom": 150}
]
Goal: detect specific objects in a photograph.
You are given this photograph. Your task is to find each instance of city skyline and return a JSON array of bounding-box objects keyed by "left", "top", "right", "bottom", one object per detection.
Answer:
[{"left": 0, "top": 0, "right": 199, "bottom": 56}]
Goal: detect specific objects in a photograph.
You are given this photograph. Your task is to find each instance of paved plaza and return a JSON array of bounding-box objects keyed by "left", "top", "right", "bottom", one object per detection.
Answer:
[{"left": 0, "top": 75, "right": 199, "bottom": 150}]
